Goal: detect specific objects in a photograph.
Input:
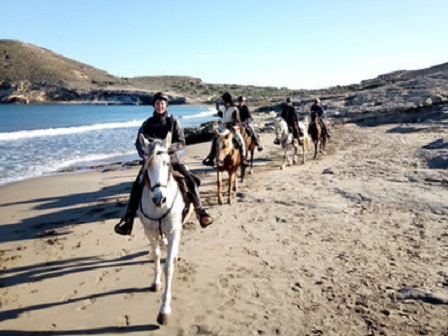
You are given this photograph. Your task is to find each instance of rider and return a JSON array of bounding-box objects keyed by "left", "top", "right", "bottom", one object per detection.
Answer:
[
  {"left": 310, "top": 98, "right": 331, "bottom": 138},
  {"left": 115, "top": 92, "right": 213, "bottom": 236},
  {"left": 278, "top": 97, "right": 303, "bottom": 145},
  {"left": 202, "top": 92, "right": 248, "bottom": 167},
  {"left": 237, "top": 96, "right": 263, "bottom": 151}
]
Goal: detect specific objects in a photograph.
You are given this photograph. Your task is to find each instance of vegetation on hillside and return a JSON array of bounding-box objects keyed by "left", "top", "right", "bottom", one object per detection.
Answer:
[{"left": 1, "top": 39, "right": 447, "bottom": 105}]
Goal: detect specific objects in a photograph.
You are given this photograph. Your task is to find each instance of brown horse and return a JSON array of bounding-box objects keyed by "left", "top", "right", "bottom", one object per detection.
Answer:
[
  {"left": 216, "top": 128, "right": 246, "bottom": 205},
  {"left": 308, "top": 113, "right": 327, "bottom": 159},
  {"left": 241, "top": 125, "right": 259, "bottom": 176}
]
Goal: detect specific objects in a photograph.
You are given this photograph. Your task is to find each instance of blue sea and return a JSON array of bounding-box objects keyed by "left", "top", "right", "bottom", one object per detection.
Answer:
[{"left": 0, "top": 104, "right": 218, "bottom": 186}]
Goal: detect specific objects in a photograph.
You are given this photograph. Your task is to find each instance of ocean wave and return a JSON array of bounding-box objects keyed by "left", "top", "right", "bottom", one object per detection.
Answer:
[
  {"left": 0, "top": 120, "right": 144, "bottom": 141},
  {"left": 180, "top": 109, "right": 216, "bottom": 119},
  {"left": 0, "top": 150, "right": 137, "bottom": 186}
]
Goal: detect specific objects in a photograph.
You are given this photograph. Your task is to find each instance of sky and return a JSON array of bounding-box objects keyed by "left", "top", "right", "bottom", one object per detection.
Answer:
[{"left": 1, "top": 0, "right": 447, "bottom": 89}]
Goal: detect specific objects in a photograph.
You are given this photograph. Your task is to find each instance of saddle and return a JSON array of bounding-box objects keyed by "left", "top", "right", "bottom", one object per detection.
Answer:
[
  {"left": 172, "top": 170, "right": 201, "bottom": 192},
  {"left": 243, "top": 124, "right": 253, "bottom": 138}
]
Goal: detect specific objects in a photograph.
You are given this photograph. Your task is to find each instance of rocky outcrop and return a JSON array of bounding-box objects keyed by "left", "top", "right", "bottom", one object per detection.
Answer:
[
  {"left": 255, "top": 68, "right": 448, "bottom": 125},
  {"left": 0, "top": 80, "right": 187, "bottom": 105}
]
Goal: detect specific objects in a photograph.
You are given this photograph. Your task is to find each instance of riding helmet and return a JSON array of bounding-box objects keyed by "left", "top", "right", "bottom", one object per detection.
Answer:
[
  {"left": 221, "top": 92, "right": 233, "bottom": 103},
  {"left": 286, "top": 97, "right": 292, "bottom": 103},
  {"left": 238, "top": 96, "right": 247, "bottom": 102},
  {"left": 152, "top": 92, "right": 169, "bottom": 105}
]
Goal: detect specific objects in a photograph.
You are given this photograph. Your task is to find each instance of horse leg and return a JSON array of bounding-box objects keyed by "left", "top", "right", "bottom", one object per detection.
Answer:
[
  {"left": 217, "top": 170, "right": 223, "bottom": 205},
  {"left": 302, "top": 141, "right": 306, "bottom": 164},
  {"left": 228, "top": 171, "right": 235, "bottom": 204},
  {"left": 156, "top": 229, "right": 181, "bottom": 325},
  {"left": 314, "top": 141, "right": 318, "bottom": 159},
  {"left": 145, "top": 229, "right": 163, "bottom": 292},
  {"left": 240, "top": 158, "right": 246, "bottom": 183},
  {"left": 280, "top": 145, "right": 287, "bottom": 170},
  {"left": 292, "top": 142, "right": 298, "bottom": 164},
  {"left": 249, "top": 149, "right": 254, "bottom": 175},
  {"left": 321, "top": 136, "right": 327, "bottom": 154}
]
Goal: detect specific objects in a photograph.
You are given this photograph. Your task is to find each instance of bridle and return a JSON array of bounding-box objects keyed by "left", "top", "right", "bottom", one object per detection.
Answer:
[
  {"left": 275, "top": 120, "right": 291, "bottom": 145},
  {"left": 139, "top": 145, "right": 180, "bottom": 238}
]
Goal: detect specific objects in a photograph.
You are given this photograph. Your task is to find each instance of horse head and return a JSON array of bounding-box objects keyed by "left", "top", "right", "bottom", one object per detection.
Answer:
[
  {"left": 139, "top": 133, "right": 173, "bottom": 207},
  {"left": 274, "top": 117, "right": 288, "bottom": 144},
  {"left": 216, "top": 129, "right": 235, "bottom": 167}
]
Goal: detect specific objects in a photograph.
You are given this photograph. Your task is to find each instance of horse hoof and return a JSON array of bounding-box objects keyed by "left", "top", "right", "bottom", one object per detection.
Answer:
[
  {"left": 157, "top": 312, "right": 170, "bottom": 325},
  {"left": 150, "top": 283, "right": 162, "bottom": 292}
]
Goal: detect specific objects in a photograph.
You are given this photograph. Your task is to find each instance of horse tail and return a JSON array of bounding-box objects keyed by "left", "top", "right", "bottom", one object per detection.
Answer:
[{"left": 304, "top": 135, "right": 311, "bottom": 151}]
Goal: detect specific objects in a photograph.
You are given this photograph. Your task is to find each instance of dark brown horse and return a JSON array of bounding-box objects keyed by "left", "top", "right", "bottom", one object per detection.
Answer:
[
  {"left": 308, "top": 113, "right": 327, "bottom": 159},
  {"left": 241, "top": 125, "right": 259, "bottom": 176},
  {"left": 215, "top": 129, "right": 246, "bottom": 205}
]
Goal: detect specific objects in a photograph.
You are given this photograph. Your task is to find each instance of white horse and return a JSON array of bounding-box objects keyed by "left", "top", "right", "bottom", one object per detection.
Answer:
[
  {"left": 274, "top": 117, "right": 311, "bottom": 169},
  {"left": 138, "top": 133, "right": 192, "bottom": 325}
]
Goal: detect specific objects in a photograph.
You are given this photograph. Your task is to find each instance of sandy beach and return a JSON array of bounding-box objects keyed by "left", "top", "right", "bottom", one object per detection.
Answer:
[{"left": 1, "top": 118, "right": 447, "bottom": 335}]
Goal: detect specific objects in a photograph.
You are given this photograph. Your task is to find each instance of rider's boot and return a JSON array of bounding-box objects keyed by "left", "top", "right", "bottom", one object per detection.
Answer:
[
  {"left": 114, "top": 210, "right": 135, "bottom": 236},
  {"left": 114, "top": 177, "right": 144, "bottom": 236},
  {"left": 202, "top": 155, "right": 214, "bottom": 167},
  {"left": 240, "top": 149, "right": 248, "bottom": 167},
  {"left": 196, "top": 208, "right": 213, "bottom": 228},
  {"left": 202, "top": 138, "right": 217, "bottom": 166},
  {"left": 190, "top": 187, "right": 213, "bottom": 228}
]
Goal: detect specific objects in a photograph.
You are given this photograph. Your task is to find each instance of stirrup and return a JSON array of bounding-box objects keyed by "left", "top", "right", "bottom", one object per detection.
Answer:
[
  {"left": 202, "top": 158, "right": 214, "bottom": 167},
  {"left": 114, "top": 217, "right": 133, "bottom": 236},
  {"left": 197, "top": 209, "right": 213, "bottom": 228}
]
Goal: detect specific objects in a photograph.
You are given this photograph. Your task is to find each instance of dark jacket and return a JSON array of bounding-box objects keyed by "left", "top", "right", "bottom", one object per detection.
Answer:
[
  {"left": 238, "top": 104, "right": 252, "bottom": 123},
  {"left": 281, "top": 104, "right": 298, "bottom": 126},
  {"left": 310, "top": 104, "right": 324, "bottom": 119},
  {"left": 135, "top": 111, "right": 185, "bottom": 164}
]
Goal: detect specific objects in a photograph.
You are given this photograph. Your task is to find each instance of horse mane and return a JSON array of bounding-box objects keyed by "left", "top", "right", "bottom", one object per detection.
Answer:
[{"left": 217, "top": 129, "right": 231, "bottom": 142}]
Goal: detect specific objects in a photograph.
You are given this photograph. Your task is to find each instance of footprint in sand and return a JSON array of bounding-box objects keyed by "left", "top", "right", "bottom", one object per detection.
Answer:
[
  {"left": 61, "top": 289, "right": 78, "bottom": 302},
  {"left": 76, "top": 298, "right": 96, "bottom": 311},
  {"left": 96, "top": 270, "right": 109, "bottom": 282},
  {"left": 116, "top": 315, "right": 130, "bottom": 328}
]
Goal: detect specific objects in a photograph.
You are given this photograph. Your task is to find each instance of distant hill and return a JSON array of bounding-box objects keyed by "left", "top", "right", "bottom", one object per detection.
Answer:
[
  {"left": 0, "top": 39, "right": 120, "bottom": 89},
  {"left": 0, "top": 39, "right": 447, "bottom": 110}
]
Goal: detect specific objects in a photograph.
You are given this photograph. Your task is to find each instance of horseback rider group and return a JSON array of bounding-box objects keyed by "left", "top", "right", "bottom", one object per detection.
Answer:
[
  {"left": 115, "top": 92, "right": 331, "bottom": 236},
  {"left": 202, "top": 92, "right": 263, "bottom": 167}
]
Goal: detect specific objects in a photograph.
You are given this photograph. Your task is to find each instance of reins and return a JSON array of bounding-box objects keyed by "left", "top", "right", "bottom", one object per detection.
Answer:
[
  {"left": 139, "top": 185, "right": 180, "bottom": 239},
  {"left": 139, "top": 144, "right": 178, "bottom": 238}
]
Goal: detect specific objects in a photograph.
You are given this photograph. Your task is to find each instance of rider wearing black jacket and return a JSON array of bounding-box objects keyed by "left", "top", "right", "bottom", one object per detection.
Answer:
[
  {"left": 115, "top": 92, "right": 213, "bottom": 236},
  {"left": 280, "top": 97, "right": 303, "bottom": 145},
  {"left": 310, "top": 98, "right": 331, "bottom": 138},
  {"left": 237, "top": 96, "right": 263, "bottom": 151}
]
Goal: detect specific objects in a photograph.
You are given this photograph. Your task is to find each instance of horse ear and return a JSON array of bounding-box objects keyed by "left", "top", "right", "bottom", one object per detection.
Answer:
[
  {"left": 138, "top": 133, "right": 150, "bottom": 151},
  {"left": 163, "top": 132, "right": 172, "bottom": 148},
  {"left": 139, "top": 134, "right": 151, "bottom": 156}
]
